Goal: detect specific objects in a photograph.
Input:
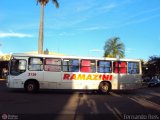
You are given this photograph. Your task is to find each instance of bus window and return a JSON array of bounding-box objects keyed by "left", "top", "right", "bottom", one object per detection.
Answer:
[
  {"left": 44, "top": 58, "right": 61, "bottom": 72},
  {"left": 97, "top": 60, "right": 111, "bottom": 73},
  {"left": 120, "top": 62, "right": 127, "bottom": 73},
  {"left": 63, "top": 59, "right": 79, "bottom": 72},
  {"left": 114, "top": 61, "right": 119, "bottom": 73},
  {"left": 28, "top": 58, "right": 43, "bottom": 71},
  {"left": 113, "top": 61, "right": 127, "bottom": 74},
  {"left": 10, "top": 59, "right": 26, "bottom": 75},
  {"left": 80, "top": 60, "right": 96, "bottom": 73},
  {"left": 128, "top": 62, "right": 139, "bottom": 74}
]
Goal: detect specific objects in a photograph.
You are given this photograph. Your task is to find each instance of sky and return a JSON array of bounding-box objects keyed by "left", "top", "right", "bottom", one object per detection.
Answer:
[{"left": 0, "top": 0, "right": 160, "bottom": 60}]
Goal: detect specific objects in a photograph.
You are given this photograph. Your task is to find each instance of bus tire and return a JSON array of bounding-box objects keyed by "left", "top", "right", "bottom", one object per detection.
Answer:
[
  {"left": 99, "top": 82, "right": 111, "bottom": 94},
  {"left": 25, "top": 81, "right": 39, "bottom": 93}
]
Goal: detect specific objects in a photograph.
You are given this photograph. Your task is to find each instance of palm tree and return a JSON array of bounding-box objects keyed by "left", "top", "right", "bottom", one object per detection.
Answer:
[
  {"left": 104, "top": 37, "right": 125, "bottom": 58},
  {"left": 37, "top": 0, "right": 59, "bottom": 54}
]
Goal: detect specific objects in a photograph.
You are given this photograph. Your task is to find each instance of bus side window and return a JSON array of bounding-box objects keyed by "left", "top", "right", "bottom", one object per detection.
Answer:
[
  {"left": 63, "top": 59, "right": 79, "bottom": 72},
  {"left": 113, "top": 61, "right": 127, "bottom": 74},
  {"left": 128, "top": 62, "right": 139, "bottom": 74},
  {"left": 80, "top": 60, "right": 96, "bottom": 73},
  {"left": 44, "top": 58, "right": 61, "bottom": 72},
  {"left": 28, "top": 57, "right": 43, "bottom": 71},
  {"left": 71, "top": 59, "right": 79, "bottom": 72},
  {"left": 120, "top": 62, "right": 127, "bottom": 73},
  {"left": 113, "top": 62, "right": 119, "bottom": 73},
  {"left": 97, "top": 60, "right": 111, "bottom": 73}
]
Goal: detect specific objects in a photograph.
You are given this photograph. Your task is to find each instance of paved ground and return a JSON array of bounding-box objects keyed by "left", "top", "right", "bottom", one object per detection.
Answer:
[{"left": 0, "top": 80, "right": 160, "bottom": 120}]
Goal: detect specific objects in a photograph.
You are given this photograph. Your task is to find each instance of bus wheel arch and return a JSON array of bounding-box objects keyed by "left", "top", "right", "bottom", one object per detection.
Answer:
[
  {"left": 24, "top": 79, "right": 39, "bottom": 93},
  {"left": 99, "top": 81, "right": 111, "bottom": 94}
]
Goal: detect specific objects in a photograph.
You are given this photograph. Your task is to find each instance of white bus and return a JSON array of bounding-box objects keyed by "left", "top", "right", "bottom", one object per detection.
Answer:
[{"left": 6, "top": 54, "right": 142, "bottom": 94}]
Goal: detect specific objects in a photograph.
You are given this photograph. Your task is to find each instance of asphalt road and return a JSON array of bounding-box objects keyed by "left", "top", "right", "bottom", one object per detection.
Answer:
[{"left": 0, "top": 80, "right": 160, "bottom": 120}]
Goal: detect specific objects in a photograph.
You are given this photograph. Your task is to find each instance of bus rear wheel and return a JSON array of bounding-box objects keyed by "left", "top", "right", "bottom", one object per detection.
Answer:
[
  {"left": 99, "top": 82, "right": 111, "bottom": 94},
  {"left": 25, "top": 81, "right": 39, "bottom": 93}
]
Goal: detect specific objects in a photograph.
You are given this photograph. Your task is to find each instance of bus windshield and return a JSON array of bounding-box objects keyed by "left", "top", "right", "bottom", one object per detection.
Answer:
[{"left": 10, "top": 59, "right": 26, "bottom": 76}]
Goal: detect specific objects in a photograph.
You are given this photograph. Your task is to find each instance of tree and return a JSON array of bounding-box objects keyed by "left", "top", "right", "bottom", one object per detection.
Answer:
[
  {"left": 104, "top": 37, "right": 125, "bottom": 58},
  {"left": 37, "top": 0, "right": 59, "bottom": 54},
  {"left": 143, "top": 56, "right": 160, "bottom": 78},
  {"left": 44, "top": 48, "right": 49, "bottom": 54}
]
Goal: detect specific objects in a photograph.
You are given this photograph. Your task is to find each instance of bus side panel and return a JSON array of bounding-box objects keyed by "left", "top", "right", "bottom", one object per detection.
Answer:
[
  {"left": 111, "top": 74, "right": 119, "bottom": 90},
  {"left": 118, "top": 74, "right": 142, "bottom": 90},
  {"left": 60, "top": 73, "right": 84, "bottom": 89},
  {"left": 43, "top": 71, "right": 62, "bottom": 89}
]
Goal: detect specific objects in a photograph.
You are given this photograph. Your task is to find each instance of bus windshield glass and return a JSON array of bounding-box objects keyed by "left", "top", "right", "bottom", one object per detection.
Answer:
[{"left": 10, "top": 59, "right": 26, "bottom": 75}]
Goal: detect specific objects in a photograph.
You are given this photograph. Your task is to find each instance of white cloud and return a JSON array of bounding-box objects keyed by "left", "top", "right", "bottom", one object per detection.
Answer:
[
  {"left": 98, "top": 3, "right": 117, "bottom": 11},
  {"left": 128, "top": 7, "right": 160, "bottom": 19},
  {"left": 125, "top": 14, "right": 160, "bottom": 26},
  {"left": 119, "top": 7, "right": 160, "bottom": 27},
  {"left": 0, "top": 32, "right": 33, "bottom": 38},
  {"left": 80, "top": 27, "right": 101, "bottom": 31},
  {"left": 79, "top": 25, "right": 109, "bottom": 31},
  {"left": 74, "top": 0, "right": 97, "bottom": 13},
  {"left": 58, "top": 32, "right": 74, "bottom": 36}
]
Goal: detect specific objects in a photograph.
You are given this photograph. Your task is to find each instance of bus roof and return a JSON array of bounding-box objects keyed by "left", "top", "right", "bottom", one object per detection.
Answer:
[{"left": 11, "top": 53, "right": 141, "bottom": 62}]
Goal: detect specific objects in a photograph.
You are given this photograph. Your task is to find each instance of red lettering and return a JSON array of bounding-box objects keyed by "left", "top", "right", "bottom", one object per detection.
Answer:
[
  {"left": 109, "top": 75, "right": 112, "bottom": 80},
  {"left": 63, "top": 74, "right": 70, "bottom": 80},
  {"left": 102, "top": 75, "right": 112, "bottom": 81},
  {"left": 102, "top": 75, "right": 109, "bottom": 80},
  {"left": 63, "top": 74, "right": 113, "bottom": 81},
  {"left": 99, "top": 75, "right": 102, "bottom": 79},
  {"left": 70, "top": 74, "right": 76, "bottom": 80}
]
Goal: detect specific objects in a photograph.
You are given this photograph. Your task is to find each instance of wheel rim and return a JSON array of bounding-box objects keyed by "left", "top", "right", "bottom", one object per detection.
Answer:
[
  {"left": 102, "top": 85, "right": 108, "bottom": 91},
  {"left": 102, "top": 84, "right": 108, "bottom": 92},
  {"left": 27, "top": 84, "right": 34, "bottom": 92}
]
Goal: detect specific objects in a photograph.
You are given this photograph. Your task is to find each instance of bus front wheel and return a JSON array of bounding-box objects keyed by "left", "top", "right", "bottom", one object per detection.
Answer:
[
  {"left": 99, "top": 82, "right": 111, "bottom": 94},
  {"left": 25, "top": 81, "right": 39, "bottom": 93}
]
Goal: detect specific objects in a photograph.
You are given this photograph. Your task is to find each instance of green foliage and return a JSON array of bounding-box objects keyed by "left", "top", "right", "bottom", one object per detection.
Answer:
[
  {"left": 104, "top": 37, "right": 125, "bottom": 58},
  {"left": 37, "top": 0, "right": 59, "bottom": 7},
  {"left": 143, "top": 56, "right": 160, "bottom": 78}
]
